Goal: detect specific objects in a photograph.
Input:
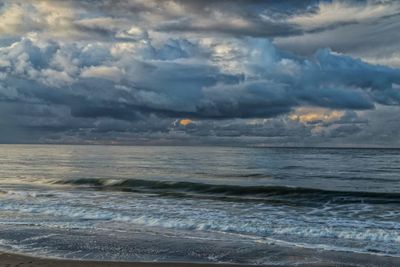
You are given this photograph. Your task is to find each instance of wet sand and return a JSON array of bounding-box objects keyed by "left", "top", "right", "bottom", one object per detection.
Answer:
[
  {"left": 0, "top": 252, "right": 273, "bottom": 267},
  {"left": 0, "top": 251, "right": 338, "bottom": 267},
  {"left": 0, "top": 252, "right": 256, "bottom": 267},
  {"left": 1, "top": 251, "right": 400, "bottom": 267}
]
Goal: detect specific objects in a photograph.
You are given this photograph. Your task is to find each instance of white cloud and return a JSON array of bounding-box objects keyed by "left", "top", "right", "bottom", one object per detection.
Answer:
[
  {"left": 0, "top": 58, "right": 10, "bottom": 68},
  {"left": 40, "top": 69, "right": 75, "bottom": 87},
  {"left": 116, "top": 26, "right": 149, "bottom": 41},
  {"left": 81, "top": 66, "right": 124, "bottom": 82},
  {"left": 288, "top": 1, "right": 400, "bottom": 30},
  {"left": 362, "top": 53, "right": 400, "bottom": 68}
]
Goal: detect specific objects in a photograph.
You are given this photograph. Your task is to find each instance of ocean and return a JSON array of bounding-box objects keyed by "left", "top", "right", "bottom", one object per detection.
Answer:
[{"left": 0, "top": 145, "right": 399, "bottom": 265}]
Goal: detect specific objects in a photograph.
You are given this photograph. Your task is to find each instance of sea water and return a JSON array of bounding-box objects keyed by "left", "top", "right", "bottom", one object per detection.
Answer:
[{"left": 0, "top": 145, "right": 399, "bottom": 264}]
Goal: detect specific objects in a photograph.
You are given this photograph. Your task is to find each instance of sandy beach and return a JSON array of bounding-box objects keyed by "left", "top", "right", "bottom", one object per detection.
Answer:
[
  {"left": 0, "top": 252, "right": 259, "bottom": 267},
  {"left": 1, "top": 251, "right": 400, "bottom": 267},
  {"left": 0, "top": 252, "right": 275, "bottom": 267}
]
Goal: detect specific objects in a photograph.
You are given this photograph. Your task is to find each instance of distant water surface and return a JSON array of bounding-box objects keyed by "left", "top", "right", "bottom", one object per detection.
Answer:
[{"left": 0, "top": 145, "right": 399, "bottom": 264}]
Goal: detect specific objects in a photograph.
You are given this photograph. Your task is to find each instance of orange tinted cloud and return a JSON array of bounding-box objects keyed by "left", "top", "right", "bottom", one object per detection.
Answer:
[
  {"left": 289, "top": 107, "right": 344, "bottom": 123},
  {"left": 179, "top": 119, "right": 193, "bottom": 126}
]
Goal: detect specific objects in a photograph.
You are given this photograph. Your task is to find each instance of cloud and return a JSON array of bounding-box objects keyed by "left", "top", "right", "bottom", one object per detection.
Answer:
[
  {"left": 289, "top": 107, "right": 345, "bottom": 124},
  {"left": 81, "top": 66, "right": 124, "bottom": 82},
  {"left": 275, "top": 1, "right": 400, "bottom": 62},
  {"left": 1, "top": 36, "right": 399, "bottom": 123},
  {"left": 178, "top": 119, "right": 193, "bottom": 126},
  {"left": 287, "top": 1, "right": 399, "bottom": 31},
  {"left": 362, "top": 52, "right": 400, "bottom": 68},
  {"left": 0, "top": 0, "right": 399, "bottom": 146}
]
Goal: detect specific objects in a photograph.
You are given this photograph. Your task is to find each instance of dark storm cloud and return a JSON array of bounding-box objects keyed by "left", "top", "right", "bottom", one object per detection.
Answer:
[
  {"left": 274, "top": 1, "right": 400, "bottom": 64},
  {"left": 0, "top": 0, "right": 400, "bottom": 145},
  {"left": 173, "top": 117, "right": 311, "bottom": 139},
  {"left": 275, "top": 14, "right": 400, "bottom": 58},
  {"left": 72, "top": 0, "right": 400, "bottom": 48},
  {"left": 2, "top": 38, "right": 400, "bottom": 123},
  {"left": 80, "top": 0, "right": 307, "bottom": 38}
]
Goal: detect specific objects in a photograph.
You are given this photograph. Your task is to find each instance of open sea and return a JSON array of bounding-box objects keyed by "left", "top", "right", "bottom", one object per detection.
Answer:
[{"left": 0, "top": 145, "right": 399, "bottom": 265}]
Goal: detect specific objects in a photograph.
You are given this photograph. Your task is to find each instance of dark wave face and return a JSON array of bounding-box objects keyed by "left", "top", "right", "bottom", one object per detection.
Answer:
[
  {"left": 55, "top": 178, "right": 400, "bottom": 205},
  {"left": 0, "top": 145, "right": 399, "bottom": 264}
]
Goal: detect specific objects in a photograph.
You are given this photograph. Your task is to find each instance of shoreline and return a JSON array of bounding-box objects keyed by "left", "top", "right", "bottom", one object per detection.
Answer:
[
  {"left": 0, "top": 252, "right": 284, "bottom": 267},
  {"left": 1, "top": 250, "right": 400, "bottom": 267},
  {"left": 0, "top": 252, "right": 256, "bottom": 267},
  {"left": 0, "top": 251, "right": 357, "bottom": 267}
]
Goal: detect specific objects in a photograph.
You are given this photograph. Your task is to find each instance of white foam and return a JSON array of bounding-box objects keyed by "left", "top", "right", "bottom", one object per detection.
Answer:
[{"left": 1, "top": 187, "right": 400, "bottom": 257}]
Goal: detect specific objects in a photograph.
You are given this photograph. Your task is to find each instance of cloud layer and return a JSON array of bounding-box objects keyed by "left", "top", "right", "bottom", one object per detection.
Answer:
[{"left": 0, "top": 0, "right": 399, "bottom": 146}]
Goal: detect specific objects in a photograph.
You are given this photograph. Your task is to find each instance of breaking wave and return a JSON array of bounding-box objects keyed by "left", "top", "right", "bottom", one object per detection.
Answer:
[{"left": 53, "top": 178, "right": 400, "bottom": 204}]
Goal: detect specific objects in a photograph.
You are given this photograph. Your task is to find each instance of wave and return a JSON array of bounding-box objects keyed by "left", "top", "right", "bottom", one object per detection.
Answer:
[{"left": 53, "top": 178, "right": 400, "bottom": 203}]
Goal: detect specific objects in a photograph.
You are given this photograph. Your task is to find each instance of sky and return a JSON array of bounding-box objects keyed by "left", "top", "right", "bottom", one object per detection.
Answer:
[{"left": 0, "top": 0, "right": 399, "bottom": 147}]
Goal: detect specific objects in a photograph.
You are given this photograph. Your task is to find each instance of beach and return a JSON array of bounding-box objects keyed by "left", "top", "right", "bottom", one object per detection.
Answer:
[
  {"left": 0, "top": 252, "right": 256, "bottom": 267},
  {"left": 0, "top": 252, "right": 257, "bottom": 267},
  {"left": 1, "top": 250, "right": 400, "bottom": 267},
  {"left": 0, "top": 252, "right": 303, "bottom": 267}
]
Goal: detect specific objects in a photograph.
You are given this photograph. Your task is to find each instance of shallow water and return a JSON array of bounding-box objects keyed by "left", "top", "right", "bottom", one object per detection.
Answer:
[{"left": 0, "top": 145, "right": 399, "bottom": 264}]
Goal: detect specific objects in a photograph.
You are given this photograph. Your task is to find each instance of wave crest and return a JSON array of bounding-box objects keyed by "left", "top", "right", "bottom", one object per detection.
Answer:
[{"left": 53, "top": 178, "right": 400, "bottom": 204}]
